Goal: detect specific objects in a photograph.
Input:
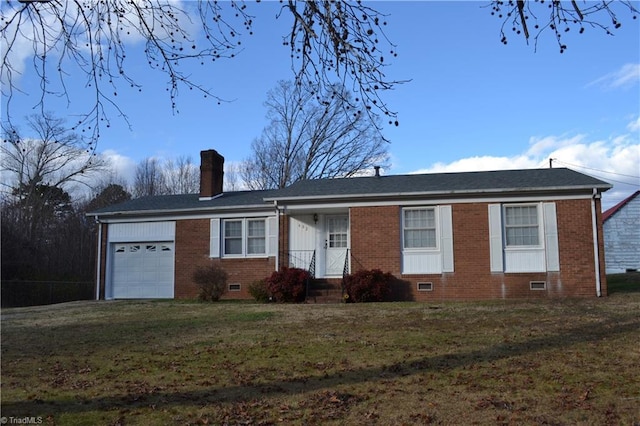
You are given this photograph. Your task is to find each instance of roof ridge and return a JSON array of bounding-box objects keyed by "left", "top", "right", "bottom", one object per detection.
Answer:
[{"left": 603, "top": 190, "right": 640, "bottom": 222}]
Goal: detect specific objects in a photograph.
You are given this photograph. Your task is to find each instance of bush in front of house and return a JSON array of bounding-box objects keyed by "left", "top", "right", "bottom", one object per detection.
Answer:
[
  {"left": 265, "top": 267, "right": 310, "bottom": 303},
  {"left": 343, "top": 269, "right": 394, "bottom": 303},
  {"left": 248, "top": 279, "right": 270, "bottom": 303},
  {"left": 192, "top": 264, "right": 228, "bottom": 302}
]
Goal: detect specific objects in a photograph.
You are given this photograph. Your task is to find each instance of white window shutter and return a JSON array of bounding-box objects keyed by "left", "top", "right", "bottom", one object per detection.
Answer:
[
  {"left": 543, "top": 202, "right": 560, "bottom": 271},
  {"left": 488, "top": 204, "right": 504, "bottom": 272},
  {"left": 267, "top": 216, "right": 278, "bottom": 256},
  {"left": 439, "top": 205, "right": 454, "bottom": 272},
  {"left": 210, "top": 218, "right": 220, "bottom": 258}
]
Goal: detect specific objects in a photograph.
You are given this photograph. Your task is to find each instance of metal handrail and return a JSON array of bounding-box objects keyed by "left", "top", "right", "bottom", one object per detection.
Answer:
[
  {"left": 286, "top": 250, "right": 316, "bottom": 274},
  {"left": 341, "top": 249, "right": 350, "bottom": 301},
  {"left": 342, "top": 248, "right": 350, "bottom": 277},
  {"left": 309, "top": 250, "right": 316, "bottom": 278}
]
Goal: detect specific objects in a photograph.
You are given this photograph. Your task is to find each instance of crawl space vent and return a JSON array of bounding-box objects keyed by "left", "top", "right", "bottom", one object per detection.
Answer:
[
  {"left": 530, "top": 281, "right": 546, "bottom": 291},
  {"left": 417, "top": 282, "right": 433, "bottom": 291}
]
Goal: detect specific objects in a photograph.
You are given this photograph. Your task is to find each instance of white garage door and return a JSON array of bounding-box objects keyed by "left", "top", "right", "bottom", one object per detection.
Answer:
[{"left": 112, "top": 242, "right": 175, "bottom": 298}]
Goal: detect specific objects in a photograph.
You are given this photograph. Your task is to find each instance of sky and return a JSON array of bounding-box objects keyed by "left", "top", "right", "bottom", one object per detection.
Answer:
[{"left": 2, "top": 1, "right": 639, "bottom": 210}]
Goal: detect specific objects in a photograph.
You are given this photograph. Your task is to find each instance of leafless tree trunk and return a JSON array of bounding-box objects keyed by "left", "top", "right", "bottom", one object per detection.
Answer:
[{"left": 242, "top": 80, "right": 388, "bottom": 190}]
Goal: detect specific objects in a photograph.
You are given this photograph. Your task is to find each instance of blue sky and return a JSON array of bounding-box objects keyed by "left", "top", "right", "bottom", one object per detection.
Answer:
[{"left": 2, "top": 1, "right": 639, "bottom": 209}]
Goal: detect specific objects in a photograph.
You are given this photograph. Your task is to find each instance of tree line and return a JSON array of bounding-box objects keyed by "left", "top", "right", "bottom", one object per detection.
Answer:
[{"left": 0, "top": 113, "right": 201, "bottom": 282}]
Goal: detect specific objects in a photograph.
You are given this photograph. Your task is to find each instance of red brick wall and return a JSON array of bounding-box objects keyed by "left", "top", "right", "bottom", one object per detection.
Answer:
[
  {"left": 279, "top": 214, "right": 290, "bottom": 270},
  {"left": 350, "top": 206, "right": 401, "bottom": 273},
  {"left": 348, "top": 199, "right": 605, "bottom": 301},
  {"left": 174, "top": 218, "right": 276, "bottom": 299},
  {"left": 99, "top": 197, "right": 606, "bottom": 301}
]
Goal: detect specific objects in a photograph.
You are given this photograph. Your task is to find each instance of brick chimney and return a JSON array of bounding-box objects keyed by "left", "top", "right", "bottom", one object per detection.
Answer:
[{"left": 200, "top": 149, "right": 224, "bottom": 199}]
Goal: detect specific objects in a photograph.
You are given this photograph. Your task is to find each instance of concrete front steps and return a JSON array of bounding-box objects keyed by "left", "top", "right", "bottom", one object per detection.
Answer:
[{"left": 306, "top": 278, "right": 344, "bottom": 304}]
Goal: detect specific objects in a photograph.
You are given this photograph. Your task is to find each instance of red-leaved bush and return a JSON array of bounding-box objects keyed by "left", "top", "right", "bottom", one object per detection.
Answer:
[
  {"left": 342, "top": 269, "right": 394, "bottom": 303},
  {"left": 265, "top": 267, "right": 310, "bottom": 303}
]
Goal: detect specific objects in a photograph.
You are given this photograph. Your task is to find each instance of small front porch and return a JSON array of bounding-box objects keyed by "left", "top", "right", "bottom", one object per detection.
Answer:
[
  {"left": 284, "top": 211, "right": 351, "bottom": 278},
  {"left": 278, "top": 210, "right": 352, "bottom": 303},
  {"left": 282, "top": 249, "right": 349, "bottom": 303}
]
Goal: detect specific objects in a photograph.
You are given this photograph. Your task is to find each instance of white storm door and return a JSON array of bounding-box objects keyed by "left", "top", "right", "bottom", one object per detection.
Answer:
[{"left": 324, "top": 215, "right": 349, "bottom": 276}]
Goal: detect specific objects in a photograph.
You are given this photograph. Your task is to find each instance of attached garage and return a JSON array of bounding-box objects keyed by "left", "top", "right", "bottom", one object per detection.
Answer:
[
  {"left": 112, "top": 242, "right": 175, "bottom": 298},
  {"left": 106, "top": 222, "right": 176, "bottom": 299}
]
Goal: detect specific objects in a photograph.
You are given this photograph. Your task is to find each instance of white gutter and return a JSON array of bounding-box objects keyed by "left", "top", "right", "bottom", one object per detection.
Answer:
[
  {"left": 263, "top": 184, "right": 612, "bottom": 203},
  {"left": 95, "top": 220, "right": 102, "bottom": 301},
  {"left": 591, "top": 188, "right": 602, "bottom": 297}
]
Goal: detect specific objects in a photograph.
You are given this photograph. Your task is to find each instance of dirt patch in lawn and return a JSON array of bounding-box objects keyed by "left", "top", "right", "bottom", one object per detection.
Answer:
[{"left": 2, "top": 294, "right": 640, "bottom": 425}]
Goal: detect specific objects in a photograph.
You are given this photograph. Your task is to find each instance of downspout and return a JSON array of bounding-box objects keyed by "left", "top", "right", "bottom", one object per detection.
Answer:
[
  {"left": 274, "top": 200, "right": 280, "bottom": 272},
  {"left": 95, "top": 219, "right": 102, "bottom": 301},
  {"left": 591, "top": 188, "right": 602, "bottom": 297}
]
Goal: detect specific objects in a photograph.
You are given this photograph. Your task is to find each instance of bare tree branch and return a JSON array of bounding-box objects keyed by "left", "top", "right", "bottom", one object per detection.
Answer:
[
  {"left": 489, "top": 0, "right": 638, "bottom": 53},
  {"left": 1, "top": 1, "right": 253, "bottom": 149},
  {"left": 242, "top": 80, "right": 388, "bottom": 190},
  {"left": 1, "top": 112, "right": 107, "bottom": 198}
]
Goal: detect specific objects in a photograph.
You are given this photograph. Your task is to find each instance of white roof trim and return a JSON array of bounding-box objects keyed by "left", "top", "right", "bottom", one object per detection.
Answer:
[
  {"left": 278, "top": 193, "right": 594, "bottom": 212},
  {"left": 264, "top": 184, "right": 610, "bottom": 203}
]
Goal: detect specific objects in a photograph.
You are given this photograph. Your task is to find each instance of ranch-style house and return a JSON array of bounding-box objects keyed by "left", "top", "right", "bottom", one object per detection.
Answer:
[{"left": 88, "top": 149, "right": 612, "bottom": 301}]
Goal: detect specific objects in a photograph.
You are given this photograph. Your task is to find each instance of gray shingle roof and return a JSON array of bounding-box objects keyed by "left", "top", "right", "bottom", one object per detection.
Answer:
[
  {"left": 265, "top": 168, "right": 611, "bottom": 201},
  {"left": 89, "top": 168, "right": 611, "bottom": 217},
  {"left": 88, "top": 190, "right": 276, "bottom": 216}
]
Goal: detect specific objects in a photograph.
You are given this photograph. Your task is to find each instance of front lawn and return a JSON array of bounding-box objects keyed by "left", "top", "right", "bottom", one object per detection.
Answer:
[{"left": 2, "top": 291, "right": 639, "bottom": 424}]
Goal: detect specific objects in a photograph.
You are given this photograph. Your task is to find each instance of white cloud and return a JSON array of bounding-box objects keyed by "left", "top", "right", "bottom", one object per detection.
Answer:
[
  {"left": 101, "top": 150, "right": 137, "bottom": 185},
  {"left": 1, "top": 1, "right": 210, "bottom": 89},
  {"left": 627, "top": 115, "right": 640, "bottom": 132},
  {"left": 416, "top": 155, "right": 539, "bottom": 174},
  {"left": 408, "top": 132, "right": 640, "bottom": 211},
  {"left": 587, "top": 63, "right": 640, "bottom": 90}
]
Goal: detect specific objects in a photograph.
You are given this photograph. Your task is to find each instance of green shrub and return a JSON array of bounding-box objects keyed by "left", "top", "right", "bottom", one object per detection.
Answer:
[
  {"left": 192, "top": 264, "right": 228, "bottom": 302},
  {"left": 265, "top": 267, "right": 310, "bottom": 303},
  {"left": 248, "top": 279, "right": 270, "bottom": 303},
  {"left": 343, "top": 269, "right": 394, "bottom": 303}
]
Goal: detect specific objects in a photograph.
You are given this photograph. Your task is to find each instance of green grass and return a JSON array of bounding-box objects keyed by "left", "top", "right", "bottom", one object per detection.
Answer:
[
  {"left": 2, "top": 280, "right": 640, "bottom": 425},
  {"left": 608, "top": 271, "right": 640, "bottom": 294}
]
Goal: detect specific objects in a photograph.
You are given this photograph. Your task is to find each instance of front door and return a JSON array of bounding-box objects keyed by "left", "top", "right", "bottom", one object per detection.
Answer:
[{"left": 325, "top": 215, "right": 349, "bottom": 276}]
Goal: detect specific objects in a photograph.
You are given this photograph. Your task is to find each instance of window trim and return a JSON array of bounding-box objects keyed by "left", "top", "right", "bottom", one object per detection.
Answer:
[
  {"left": 502, "top": 203, "right": 543, "bottom": 249},
  {"left": 222, "top": 218, "right": 268, "bottom": 258},
  {"left": 402, "top": 207, "right": 439, "bottom": 252}
]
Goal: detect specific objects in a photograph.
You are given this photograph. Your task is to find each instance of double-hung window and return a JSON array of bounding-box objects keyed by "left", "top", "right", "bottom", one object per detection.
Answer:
[
  {"left": 403, "top": 208, "right": 437, "bottom": 249},
  {"left": 504, "top": 205, "right": 539, "bottom": 247},
  {"left": 488, "top": 203, "right": 559, "bottom": 273},
  {"left": 222, "top": 218, "right": 266, "bottom": 256},
  {"left": 247, "top": 219, "right": 266, "bottom": 254},
  {"left": 401, "top": 206, "right": 454, "bottom": 274},
  {"left": 224, "top": 220, "right": 243, "bottom": 255}
]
